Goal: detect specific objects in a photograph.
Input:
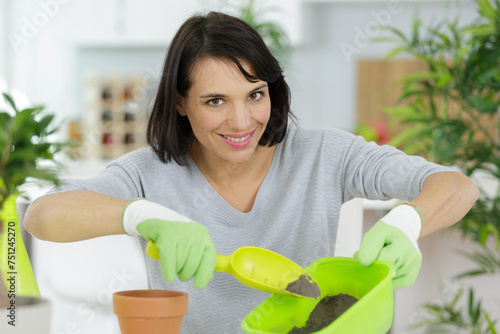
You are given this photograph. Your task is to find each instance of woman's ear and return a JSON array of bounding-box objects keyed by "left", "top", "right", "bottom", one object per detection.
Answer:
[{"left": 176, "top": 93, "right": 187, "bottom": 116}]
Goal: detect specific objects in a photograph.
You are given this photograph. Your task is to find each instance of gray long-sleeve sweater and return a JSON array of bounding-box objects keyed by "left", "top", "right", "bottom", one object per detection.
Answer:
[{"left": 46, "top": 126, "right": 451, "bottom": 333}]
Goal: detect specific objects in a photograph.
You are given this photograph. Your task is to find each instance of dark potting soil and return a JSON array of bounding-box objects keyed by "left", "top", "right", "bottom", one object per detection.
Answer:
[
  {"left": 287, "top": 294, "right": 358, "bottom": 334},
  {"left": 285, "top": 274, "right": 321, "bottom": 299}
]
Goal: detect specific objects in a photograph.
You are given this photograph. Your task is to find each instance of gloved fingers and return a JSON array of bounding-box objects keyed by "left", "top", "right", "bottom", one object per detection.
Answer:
[
  {"left": 192, "top": 245, "right": 217, "bottom": 289},
  {"left": 375, "top": 243, "right": 402, "bottom": 270},
  {"left": 378, "top": 241, "right": 421, "bottom": 290},
  {"left": 176, "top": 242, "right": 190, "bottom": 274},
  {"left": 177, "top": 242, "right": 205, "bottom": 282},
  {"left": 357, "top": 218, "right": 423, "bottom": 290},
  {"left": 392, "top": 277, "right": 407, "bottom": 290},
  {"left": 357, "top": 226, "right": 387, "bottom": 266},
  {"left": 392, "top": 257, "right": 422, "bottom": 290},
  {"left": 158, "top": 239, "right": 177, "bottom": 282},
  {"left": 136, "top": 219, "right": 161, "bottom": 240},
  {"left": 394, "top": 250, "right": 422, "bottom": 279},
  {"left": 137, "top": 219, "right": 216, "bottom": 289},
  {"left": 377, "top": 240, "right": 418, "bottom": 274}
]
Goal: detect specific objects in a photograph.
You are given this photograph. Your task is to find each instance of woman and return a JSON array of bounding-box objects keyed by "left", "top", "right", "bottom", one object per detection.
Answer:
[{"left": 24, "top": 11, "right": 479, "bottom": 333}]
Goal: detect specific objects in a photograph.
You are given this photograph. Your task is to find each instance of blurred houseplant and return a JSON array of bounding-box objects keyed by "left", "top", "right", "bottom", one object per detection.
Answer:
[
  {"left": 0, "top": 92, "right": 70, "bottom": 308},
  {"left": 234, "top": 0, "right": 292, "bottom": 66},
  {"left": 378, "top": 0, "right": 500, "bottom": 332}
]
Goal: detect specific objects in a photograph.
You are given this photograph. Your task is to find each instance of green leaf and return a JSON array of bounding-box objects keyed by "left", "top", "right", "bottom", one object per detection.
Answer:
[
  {"left": 462, "top": 24, "right": 496, "bottom": 36},
  {"left": 2, "top": 93, "right": 17, "bottom": 112},
  {"left": 0, "top": 91, "right": 70, "bottom": 193},
  {"left": 455, "top": 246, "right": 500, "bottom": 278},
  {"left": 484, "top": 311, "right": 498, "bottom": 334},
  {"left": 479, "top": 225, "right": 489, "bottom": 245},
  {"left": 381, "top": 25, "right": 410, "bottom": 44},
  {"left": 478, "top": 0, "right": 498, "bottom": 24},
  {"left": 383, "top": 46, "right": 406, "bottom": 60},
  {"left": 424, "top": 304, "right": 445, "bottom": 314},
  {"left": 455, "top": 269, "right": 488, "bottom": 278},
  {"left": 237, "top": 0, "right": 290, "bottom": 66},
  {"left": 387, "top": 125, "right": 425, "bottom": 148},
  {"left": 383, "top": 105, "right": 421, "bottom": 118},
  {"left": 436, "top": 74, "right": 454, "bottom": 87},
  {"left": 369, "top": 36, "right": 401, "bottom": 44},
  {"left": 398, "top": 71, "right": 443, "bottom": 82}
]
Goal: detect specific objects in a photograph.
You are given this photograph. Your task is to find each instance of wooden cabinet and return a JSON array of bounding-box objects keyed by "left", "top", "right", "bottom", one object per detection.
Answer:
[
  {"left": 357, "top": 59, "right": 498, "bottom": 143},
  {"left": 357, "top": 59, "right": 427, "bottom": 137}
]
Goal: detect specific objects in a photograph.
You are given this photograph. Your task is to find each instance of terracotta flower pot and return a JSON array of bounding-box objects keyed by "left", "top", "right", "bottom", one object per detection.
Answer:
[{"left": 113, "top": 289, "right": 188, "bottom": 334}]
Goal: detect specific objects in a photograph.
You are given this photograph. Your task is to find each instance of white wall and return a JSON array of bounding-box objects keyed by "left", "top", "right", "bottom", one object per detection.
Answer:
[
  {"left": 286, "top": 0, "right": 479, "bottom": 131},
  {"left": 0, "top": 0, "right": 8, "bottom": 91},
  {"left": 0, "top": 0, "right": 5, "bottom": 72}
]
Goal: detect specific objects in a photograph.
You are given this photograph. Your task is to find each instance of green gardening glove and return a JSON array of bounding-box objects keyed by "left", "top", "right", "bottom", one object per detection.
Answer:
[
  {"left": 122, "top": 199, "right": 217, "bottom": 289},
  {"left": 355, "top": 203, "right": 423, "bottom": 290}
]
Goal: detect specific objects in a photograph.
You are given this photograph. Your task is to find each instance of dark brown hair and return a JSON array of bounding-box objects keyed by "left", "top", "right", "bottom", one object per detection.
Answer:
[{"left": 147, "top": 11, "right": 293, "bottom": 165}]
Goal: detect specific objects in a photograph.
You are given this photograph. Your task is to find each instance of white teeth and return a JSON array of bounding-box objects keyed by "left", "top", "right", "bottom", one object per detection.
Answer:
[{"left": 223, "top": 134, "right": 250, "bottom": 143}]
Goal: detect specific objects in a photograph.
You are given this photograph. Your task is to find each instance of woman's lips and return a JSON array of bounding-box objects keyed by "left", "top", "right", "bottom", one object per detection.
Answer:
[{"left": 219, "top": 130, "right": 256, "bottom": 148}]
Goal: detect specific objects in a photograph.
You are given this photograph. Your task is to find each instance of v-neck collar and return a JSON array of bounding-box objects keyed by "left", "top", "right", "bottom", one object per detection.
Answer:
[{"left": 185, "top": 143, "right": 282, "bottom": 218}]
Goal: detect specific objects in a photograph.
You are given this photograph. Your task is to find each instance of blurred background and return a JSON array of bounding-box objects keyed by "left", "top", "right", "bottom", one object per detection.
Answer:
[{"left": 1, "top": 0, "right": 499, "bottom": 333}]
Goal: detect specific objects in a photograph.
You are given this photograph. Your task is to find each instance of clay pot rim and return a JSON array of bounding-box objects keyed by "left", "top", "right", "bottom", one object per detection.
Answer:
[{"left": 113, "top": 289, "right": 188, "bottom": 318}]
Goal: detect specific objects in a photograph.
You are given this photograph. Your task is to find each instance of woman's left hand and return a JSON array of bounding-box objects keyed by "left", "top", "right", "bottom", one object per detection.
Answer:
[{"left": 355, "top": 204, "right": 422, "bottom": 290}]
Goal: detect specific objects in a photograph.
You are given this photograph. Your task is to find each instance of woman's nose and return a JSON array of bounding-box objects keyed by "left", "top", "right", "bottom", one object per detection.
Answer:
[{"left": 227, "top": 104, "right": 251, "bottom": 130}]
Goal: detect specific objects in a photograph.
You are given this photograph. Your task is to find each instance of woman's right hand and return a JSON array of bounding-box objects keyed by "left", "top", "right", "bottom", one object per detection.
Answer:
[{"left": 122, "top": 199, "right": 217, "bottom": 289}]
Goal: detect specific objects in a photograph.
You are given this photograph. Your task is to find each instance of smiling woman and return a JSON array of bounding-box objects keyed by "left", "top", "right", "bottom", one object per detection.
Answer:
[
  {"left": 175, "top": 57, "right": 275, "bottom": 213},
  {"left": 147, "top": 12, "right": 293, "bottom": 168},
  {"left": 176, "top": 57, "right": 272, "bottom": 166},
  {"left": 23, "top": 10, "right": 479, "bottom": 334}
]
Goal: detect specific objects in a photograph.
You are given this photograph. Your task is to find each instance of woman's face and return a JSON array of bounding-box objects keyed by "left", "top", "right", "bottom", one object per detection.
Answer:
[{"left": 176, "top": 57, "right": 271, "bottom": 166}]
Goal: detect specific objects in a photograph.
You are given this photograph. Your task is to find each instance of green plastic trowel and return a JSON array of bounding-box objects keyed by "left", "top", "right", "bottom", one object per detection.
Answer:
[{"left": 146, "top": 240, "right": 320, "bottom": 299}]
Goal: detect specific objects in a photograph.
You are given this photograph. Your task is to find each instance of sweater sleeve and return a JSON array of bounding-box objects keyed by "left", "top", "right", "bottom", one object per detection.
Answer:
[
  {"left": 335, "top": 131, "right": 452, "bottom": 202},
  {"left": 43, "top": 151, "right": 146, "bottom": 201}
]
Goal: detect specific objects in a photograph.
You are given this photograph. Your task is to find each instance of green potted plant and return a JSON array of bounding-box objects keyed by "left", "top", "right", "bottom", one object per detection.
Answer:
[
  {"left": 0, "top": 92, "right": 70, "bottom": 332},
  {"left": 376, "top": 0, "right": 499, "bottom": 332},
  {"left": 232, "top": 0, "right": 292, "bottom": 67},
  {"left": 0, "top": 92, "right": 68, "bottom": 206}
]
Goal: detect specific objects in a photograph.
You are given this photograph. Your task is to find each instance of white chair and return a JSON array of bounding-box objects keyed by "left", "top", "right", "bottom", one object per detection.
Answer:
[
  {"left": 335, "top": 198, "right": 364, "bottom": 257},
  {"left": 27, "top": 215, "right": 148, "bottom": 334}
]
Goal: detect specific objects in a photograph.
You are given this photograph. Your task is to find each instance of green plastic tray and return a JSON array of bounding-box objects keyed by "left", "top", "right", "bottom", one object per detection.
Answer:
[{"left": 241, "top": 257, "right": 395, "bottom": 334}]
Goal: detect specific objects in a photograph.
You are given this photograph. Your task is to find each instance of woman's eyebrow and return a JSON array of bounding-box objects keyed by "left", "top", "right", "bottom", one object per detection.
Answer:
[
  {"left": 199, "top": 92, "right": 227, "bottom": 99},
  {"left": 248, "top": 83, "right": 268, "bottom": 94},
  {"left": 199, "top": 83, "right": 268, "bottom": 99}
]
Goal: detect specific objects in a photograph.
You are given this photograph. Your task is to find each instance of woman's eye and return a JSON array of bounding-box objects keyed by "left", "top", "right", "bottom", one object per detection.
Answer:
[
  {"left": 248, "top": 92, "right": 263, "bottom": 101},
  {"left": 208, "top": 98, "right": 223, "bottom": 106}
]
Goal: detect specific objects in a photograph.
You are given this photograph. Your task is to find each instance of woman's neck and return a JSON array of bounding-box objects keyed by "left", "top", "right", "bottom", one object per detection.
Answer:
[
  {"left": 189, "top": 141, "right": 276, "bottom": 190},
  {"left": 189, "top": 141, "right": 276, "bottom": 212}
]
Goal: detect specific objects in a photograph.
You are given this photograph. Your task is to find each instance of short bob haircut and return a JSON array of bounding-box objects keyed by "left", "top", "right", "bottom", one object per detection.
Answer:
[{"left": 147, "top": 11, "right": 293, "bottom": 165}]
